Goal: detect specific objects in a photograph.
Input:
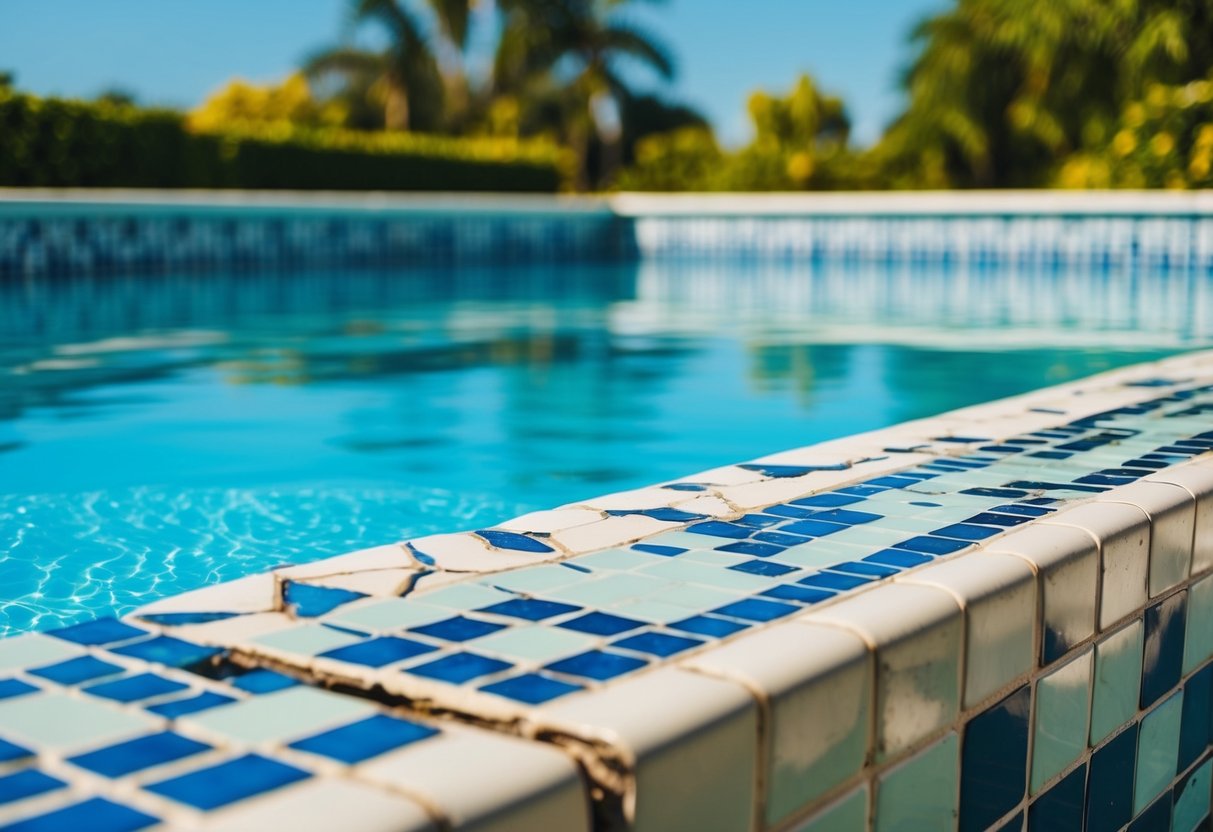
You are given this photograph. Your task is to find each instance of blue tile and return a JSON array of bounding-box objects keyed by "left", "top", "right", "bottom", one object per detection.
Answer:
[
  {"left": 409, "top": 616, "right": 506, "bottom": 643},
  {"left": 716, "top": 541, "right": 785, "bottom": 557},
  {"left": 406, "top": 652, "right": 512, "bottom": 684},
  {"left": 966, "top": 512, "right": 1034, "bottom": 528},
  {"left": 67, "top": 732, "right": 212, "bottom": 778},
  {"left": 611, "top": 631, "right": 704, "bottom": 658},
  {"left": 761, "top": 584, "right": 835, "bottom": 605},
  {"left": 478, "top": 598, "right": 581, "bottom": 621},
  {"left": 632, "top": 544, "right": 685, "bottom": 557},
  {"left": 864, "top": 476, "right": 920, "bottom": 488},
  {"left": 669, "top": 615, "right": 749, "bottom": 638},
  {"left": 282, "top": 582, "right": 366, "bottom": 617},
  {"left": 0, "top": 770, "right": 65, "bottom": 806},
  {"left": 289, "top": 714, "right": 437, "bottom": 763},
  {"left": 319, "top": 637, "right": 437, "bottom": 668},
  {"left": 558, "top": 611, "right": 646, "bottom": 636},
  {"left": 109, "top": 636, "right": 222, "bottom": 669},
  {"left": 733, "top": 514, "right": 784, "bottom": 529},
  {"left": 738, "top": 462, "right": 847, "bottom": 477},
  {"left": 146, "top": 754, "right": 309, "bottom": 811},
  {"left": 762, "top": 504, "right": 819, "bottom": 520},
  {"left": 479, "top": 673, "right": 583, "bottom": 705},
  {"left": 865, "top": 549, "right": 933, "bottom": 568},
  {"left": 790, "top": 493, "right": 865, "bottom": 508},
  {"left": 474, "top": 530, "right": 554, "bottom": 553},
  {"left": 799, "top": 572, "right": 872, "bottom": 591},
  {"left": 137, "top": 612, "right": 240, "bottom": 626},
  {"left": 0, "top": 737, "right": 31, "bottom": 764},
  {"left": 686, "top": 521, "right": 752, "bottom": 539},
  {"left": 896, "top": 536, "right": 972, "bottom": 555},
  {"left": 1126, "top": 793, "right": 1171, "bottom": 831},
  {"left": 545, "top": 650, "right": 647, "bottom": 681},
  {"left": 778, "top": 518, "right": 848, "bottom": 537},
  {"left": 711, "top": 598, "right": 799, "bottom": 622},
  {"left": 1028, "top": 762, "right": 1086, "bottom": 832},
  {"left": 752, "top": 531, "right": 812, "bottom": 547},
  {"left": 932, "top": 523, "right": 1002, "bottom": 541},
  {"left": 730, "top": 559, "right": 798, "bottom": 577},
  {"left": 835, "top": 484, "right": 888, "bottom": 497},
  {"left": 230, "top": 669, "right": 300, "bottom": 693},
  {"left": 0, "top": 680, "right": 37, "bottom": 701},
  {"left": 1179, "top": 664, "right": 1213, "bottom": 771},
  {"left": 0, "top": 797, "right": 158, "bottom": 832},
  {"left": 27, "top": 655, "right": 124, "bottom": 686},
  {"left": 607, "top": 507, "right": 705, "bottom": 522},
  {"left": 46, "top": 618, "right": 146, "bottom": 646},
  {"left": 960, "top": 685, "right": 1029, "bottom": 832},
  {"left": 1142, "top": 591, "right": 1187, "bottom": 708},
  {"left": 84, "top": 673, "right": 189, "bottom": 704},
  {"left": 145, "top": 691, "right": 236, "bottom": 718},
  {"left": 962, "top": 487, "right": 1029, "bottom": 499},
  {"left": 1087, "top": 723, "right": 1138, "bottom": 832},
  {"left": 810, "top": 509, "right": 882, "bottom": 525},
  {"left": 829, "top": 561, "right": 899, "bottom": 578}
]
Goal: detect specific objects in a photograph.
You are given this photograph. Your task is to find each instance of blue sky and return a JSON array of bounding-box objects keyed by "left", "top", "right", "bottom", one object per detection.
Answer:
[{"left": 0, "top": 0, "right": 942, "bottom": 147}]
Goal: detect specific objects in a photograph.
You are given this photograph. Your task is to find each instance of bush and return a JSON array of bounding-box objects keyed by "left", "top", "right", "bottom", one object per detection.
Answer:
[{"left": 0, "top": 91, "right": 569, "bottom": 192}]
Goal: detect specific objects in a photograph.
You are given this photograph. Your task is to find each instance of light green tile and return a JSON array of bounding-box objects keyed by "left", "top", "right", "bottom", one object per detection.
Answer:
[
  {"left": 420, "top": 584, "right": 512, "bottom": 611},
  {"left": 1183, "top": 573, "right": 1213, "bottom": 675},
  {"left": 637, "top": 584, "right": 737, "bottom": 612},
  {"left": 252, "top": 623, "right": 365, "bottom": 655},
  {"left": 679, "top": 549, "right": 749, "bottom": 567},
  {"left": 1090, "top": 620, "right": 1144, "bottom": 745},
  {"left": 770, "top": 543, "right": 856, "bottom": 570},
  {"left": 480, "top": 565, "right": 581, "bottom": 594},
  {"left": 610, "top": 599, "right": 695, "bottom": 623},
  {"left": 641, "top": 559, "right": 775, "bottom": 592},
  {"left": 875, "top": 732, "right": 958, "bottom": 832},
  {"left": 797, "top": 784, "right": 868, "bottom": 832},
  {"left": 574, "top": 548, "right": 656, "bottom": 571},
  {"left": 0, "top": 633, "right": 82, "bottom": 673},
  {"left": 473, "top": 626, "right": 597, "bottom": 663},
  {"left": 0, "top": 691, "right": 156, "bottom": 751},
  {"left": 326, "top": 600, "right": 449, "bottom": 633},
  {"left": 1134, "top": 689, "right": 1183, "bottom": 814},
  {"left": 872, "top": 516, "right": 947, "bottom": 533},
  {"left": 1172, "top": 757, "right": 1212, "bottom": 832},
  {"left": 642, "top": 530, "right": 728, "bottom": 550},
  {"left": 185, "top": 686, "right": 375, "bottom": 744},
  {"left": 546, "top": 574, "right": 673, "bottom": 606},
  {"left": 1031, "top": 648, "right": 1093, "bottom": 794},
  {"left": 823, "top": 526, "right": 912, "bottom": 548}
]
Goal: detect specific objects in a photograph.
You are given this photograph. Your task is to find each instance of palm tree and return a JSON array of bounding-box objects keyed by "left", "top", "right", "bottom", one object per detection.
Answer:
[
  {"left": 495, "top": 0, "right": 676, "bottom": 189},
  {"left": 305, "top": 0, "right": 471, "bottom": 133}
]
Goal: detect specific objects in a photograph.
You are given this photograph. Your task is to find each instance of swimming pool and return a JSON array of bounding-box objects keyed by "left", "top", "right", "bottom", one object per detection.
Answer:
[{"left": 1, "top": 259, "right": 1209, "bottom": 635}]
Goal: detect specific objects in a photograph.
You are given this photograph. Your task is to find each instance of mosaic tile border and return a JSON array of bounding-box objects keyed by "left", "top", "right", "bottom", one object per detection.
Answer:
[{"left": 6, "top": 190, "right": 1213, "bottom": 277}]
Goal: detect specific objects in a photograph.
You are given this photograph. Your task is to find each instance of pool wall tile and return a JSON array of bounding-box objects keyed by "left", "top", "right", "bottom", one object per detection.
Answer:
[
  {"left": 959, "top": 684, "right": 1030, "bottom": 831},
  {"left": 1099, "top": 482, "right": 1196, "bottom": 598},
  {"left": 873, "top": 732, "right": 959, "bottom": 832},
  {"left": 1090, "top": 619, "right": 1145, "bottom": 746},
  {"left": 1171, "top": 757, "right": 1212, "bottom": 832},
  {"left": 682, "top": 620, "right": 871, "bottom": 828},
  {"left": 901, "top": 552, "right": 1037, "bottom": 708},
  {"left": 1030, "top": 647, "right": 1093, "bottom": 795},
  {"left": 1134, "top": 689, "right": 1184, "bottom": 814},
  {"left": 1183, "top": 573, "right": 1213, "bottom": 675},
  {"left": 807, "top": 582, "right": 962, "bottom": 761},
  {"left": 1040, "top": 502, "right": 1150, "bottom": 630},
  {"left": 1146, "top": 465, "right": 1213, "bottom": 577},
  {"left": 1143, "top": 591, "right": 1188, "bottom": 708},
  {"left": 987, "top": 524, "right": 1099, "bottom": 665}
]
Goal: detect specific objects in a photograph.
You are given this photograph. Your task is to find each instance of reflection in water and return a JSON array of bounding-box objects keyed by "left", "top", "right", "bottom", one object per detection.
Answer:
[{"left": 0, "top": 260, "right": 1209, "bottom": 633}]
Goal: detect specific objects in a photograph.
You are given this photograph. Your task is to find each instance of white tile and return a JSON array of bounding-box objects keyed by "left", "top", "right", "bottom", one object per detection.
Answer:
[
  {"left": 549, "top": 516, "right": 677, "bottom": 554},
  {"left": 806, "top": 582, "right": 962, "bottom": 760},
  {"left": 498, "top": 508, "right": 605, "bottom": 534},
  {"left": 1099, "top": 481, "right": 1195, "bottom": 597},
  {"left": 135, "top": 572, "right": 277, "bottom": 616},
  {"left": 988, "top": 524, "right": 1098, "bottom": 665},
  {"left": 900, "top": 552, "right": 1037, "bottom": 708},
  {"left": 274, "top": 544, "right": 412, "bottom": 580},
  {"left": 362, "top": 726, "right": 590, "bottom": 832},
  {"left": 198, "top": 779, "right": 436, "bottom": 832},
  {"left": 1146, "top": 463, "right": 1213, "bottom": 576},
  {"left": 408, "top": 533, "right": 556, "bottom": 572},
  {"left": 541, "top": 666, "right": 758, "bottom": 832},
  {"left": 1040, "top": 502, "right": 1150, "bottom": 630},
  {"left": 682, "top": 621, "right": 871, "bottom": 828}
]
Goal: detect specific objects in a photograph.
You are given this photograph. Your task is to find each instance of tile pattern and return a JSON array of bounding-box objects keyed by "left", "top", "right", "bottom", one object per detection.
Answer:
[{"left": 8, "top": 350, "right": 1213, "bottom": 829}]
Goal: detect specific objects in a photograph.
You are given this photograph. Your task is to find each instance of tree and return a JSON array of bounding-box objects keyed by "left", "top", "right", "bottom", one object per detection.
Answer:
[
  {"left": 494, "top": 0, "right": 676, "bottom": 189},
  {"left": 305, "top": 0, "right": 472, "bottom": 133}
]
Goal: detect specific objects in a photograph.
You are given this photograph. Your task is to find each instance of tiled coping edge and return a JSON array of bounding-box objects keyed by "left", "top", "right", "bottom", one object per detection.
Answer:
[{"left": 5, "top": 350, "right": 1213, "bottom": 830}]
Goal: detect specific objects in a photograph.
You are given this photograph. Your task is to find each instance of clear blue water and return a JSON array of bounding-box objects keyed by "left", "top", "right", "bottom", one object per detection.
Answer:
[{"left": 2, "top": 260, "right": 1210, "bottom": 635}]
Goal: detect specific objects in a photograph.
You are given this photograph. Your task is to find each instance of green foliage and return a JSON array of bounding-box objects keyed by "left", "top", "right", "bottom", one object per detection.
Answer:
[
  {"left": 616, "top": 74, "right": 867, "bottom": 191},
  {"left": 0, "top": 90, "right": 568, "bottom": 191}
]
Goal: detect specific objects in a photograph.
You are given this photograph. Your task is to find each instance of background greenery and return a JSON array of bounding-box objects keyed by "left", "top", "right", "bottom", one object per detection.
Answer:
[{"left": 4, "top": 0, "right": 1212, "bottom": 192}]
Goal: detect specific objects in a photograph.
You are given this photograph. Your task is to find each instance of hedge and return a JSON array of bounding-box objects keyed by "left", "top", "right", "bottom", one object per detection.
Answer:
[{"left": 0, "top": 92, "right": 569, "bottom": 192}]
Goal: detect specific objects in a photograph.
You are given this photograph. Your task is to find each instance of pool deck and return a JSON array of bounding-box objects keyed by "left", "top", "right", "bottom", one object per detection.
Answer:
[{"left": 2, "top": 349, "right": 1213, "bottom": 830}]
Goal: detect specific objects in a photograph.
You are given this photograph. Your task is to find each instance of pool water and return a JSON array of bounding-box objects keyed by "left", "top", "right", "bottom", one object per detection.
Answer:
[{"left": 2, "top": 260, "right": 1209, "bottom": 635}]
